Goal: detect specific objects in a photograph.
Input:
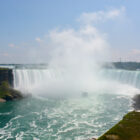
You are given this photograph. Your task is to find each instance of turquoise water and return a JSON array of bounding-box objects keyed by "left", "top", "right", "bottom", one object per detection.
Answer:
[{"left": 0, "top": 94, "right": 132, "bottom": 140}]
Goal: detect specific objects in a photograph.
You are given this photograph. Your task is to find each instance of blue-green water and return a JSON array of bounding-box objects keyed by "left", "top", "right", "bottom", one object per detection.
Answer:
[{"left": 0, "top": 94, "right": 132, "bottom": 140}]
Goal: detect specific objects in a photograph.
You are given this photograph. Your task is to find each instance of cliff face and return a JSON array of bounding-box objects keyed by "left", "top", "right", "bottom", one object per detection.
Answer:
[
  {"left": 0, "top": 68, "right": 23, "bottom": 102},
  {"left": 0, "top": 68, "right": 13, "bottom": 87},
  {"left": 0, "top": 81, "right": 23, "bottom": 101}
]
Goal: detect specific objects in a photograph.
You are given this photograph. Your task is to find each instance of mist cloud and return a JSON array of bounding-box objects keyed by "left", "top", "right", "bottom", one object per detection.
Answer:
[
  {"left": 0, "top": 7, "right": 126, "bottom": 63},
  {"left": 28, "top": 7, "right": 126, "bottom": 64}
]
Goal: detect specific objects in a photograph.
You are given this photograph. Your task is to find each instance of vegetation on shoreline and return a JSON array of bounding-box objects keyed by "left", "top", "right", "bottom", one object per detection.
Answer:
[
  {"left": 0, "top": 81, "right": 10, "bottom": 98},
  {"left": 0, "top": 67, "right": 13, "bottom": 87},
  {"left": 0, "top": 67, "right": 23, "bottom": 102},
  {"left": 104, "top": 62, "right": 140, "bottom": 71},
  {"left": 98, "top": 111, "right": 140, "bottom": 140},
  {"left": 0, "top": 81, "right": 23, "bottom": 102},
  {"left": 0, "top": 68, "right": 10, "bottom": 70},
  {"left": 113, "top": 62, "right": 140, "bottom": 70}
]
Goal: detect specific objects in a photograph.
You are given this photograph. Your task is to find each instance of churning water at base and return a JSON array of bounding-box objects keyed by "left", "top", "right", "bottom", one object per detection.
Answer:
[
  {"left": 0, "top": 67, "right": 140, "bottom": 139},
  {"left": 0, "top": 94, "right": 132, "bottom": 140}
]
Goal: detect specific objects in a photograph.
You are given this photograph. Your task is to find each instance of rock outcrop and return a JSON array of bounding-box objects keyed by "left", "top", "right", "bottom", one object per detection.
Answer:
[
  {"left": 0, "top": 68, "right": 23, "bottom": 102},
  {"left": 132, "top": 94, "right": 140, "bottom": 110},
  {"left": 0, "top": 81, "right": 23, "bottom": 102}
]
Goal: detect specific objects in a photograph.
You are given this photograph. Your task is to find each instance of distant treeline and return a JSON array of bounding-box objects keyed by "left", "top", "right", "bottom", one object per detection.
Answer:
[
  {"left": 105, "top": 62, "right": 140, "bottom": 70},
  {"left": 0, "top": 64, "right": 48, "bottom": 69},
  {"left": 0, "top": 62, "right": 140, "bottom": 70}
]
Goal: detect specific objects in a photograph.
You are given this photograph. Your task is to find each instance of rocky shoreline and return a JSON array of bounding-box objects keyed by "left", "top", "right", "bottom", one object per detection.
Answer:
[
  {"left": 0, "top": 81, "right": 23, "bottom": 102},
  {"left": 0, "top": 68, "right": 23, "bottom": 102},
  {"left": 132, "top": 94, "right": 140, "bottom": 110}
]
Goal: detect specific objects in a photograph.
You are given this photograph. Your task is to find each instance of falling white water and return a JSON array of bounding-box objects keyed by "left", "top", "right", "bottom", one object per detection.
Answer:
[
  {"left": 13, "top": 67, "right": 140, "bottom": 96},
  {"left": 101, "top": 69, "right": 140, "bottom": 89},
  {"left": 13, "top": 69, "right": 57, "bottom": 93},
  {"left": 13, "top": 67, "right": 101, "bottom": 95}
]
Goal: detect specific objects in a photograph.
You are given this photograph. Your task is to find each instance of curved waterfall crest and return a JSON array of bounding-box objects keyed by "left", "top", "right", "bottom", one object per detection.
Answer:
[{"left": 13, "top": 68, "right": 140, "bottom": 94}]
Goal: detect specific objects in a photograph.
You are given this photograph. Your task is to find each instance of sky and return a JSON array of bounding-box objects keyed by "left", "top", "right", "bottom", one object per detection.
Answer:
[{"left": 0, "top": 0, "right": 140, "bottom": 63}]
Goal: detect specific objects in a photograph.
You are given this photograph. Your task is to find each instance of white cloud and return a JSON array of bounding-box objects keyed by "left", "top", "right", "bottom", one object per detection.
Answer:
[{"left": 78, "top": 6, "right": 125, "bottom": 24}]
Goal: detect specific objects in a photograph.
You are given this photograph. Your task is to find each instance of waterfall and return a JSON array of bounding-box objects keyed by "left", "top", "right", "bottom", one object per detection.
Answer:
[
  {"left": 100, "top": 69, "right": 140, "bottom": 88},
  {"left": 13, "top": 68, "right": 140, "bottom": 94},
  {"left": 13, "top": 69, "right": 56, "bottom": 93}
]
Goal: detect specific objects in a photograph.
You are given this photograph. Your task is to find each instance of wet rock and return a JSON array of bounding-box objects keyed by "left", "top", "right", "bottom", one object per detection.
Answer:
[{"left": 132, "top": 94, "right": 140, "bottom": 110}]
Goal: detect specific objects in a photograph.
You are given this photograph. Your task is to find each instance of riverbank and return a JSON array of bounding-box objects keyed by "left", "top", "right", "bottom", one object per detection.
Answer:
[
  {"left": 97, "top": 111, "right": 140, "bottom": 140},
  {"left": 0, "top": 68, "right": 23, "bottom": 102},
  {"left": 0, "top": 81, "right": 23, "bottom": 102}
]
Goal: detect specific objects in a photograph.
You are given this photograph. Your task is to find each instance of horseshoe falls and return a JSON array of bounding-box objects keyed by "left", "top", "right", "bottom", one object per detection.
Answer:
[
  {"left": 14, "top": 68, "right": 140, "bottom": 94},
  {"left": 0, "top": 66, "right": 140, "bottom": 140}
]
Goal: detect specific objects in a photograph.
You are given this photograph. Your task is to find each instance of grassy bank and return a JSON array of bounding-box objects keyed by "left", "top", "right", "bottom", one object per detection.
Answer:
[
  {"left": 0, "top": 81, "right": 23, "bottom": 101},
  {"left": 98, "top": 111, "right": 140, "bottom": 140}
]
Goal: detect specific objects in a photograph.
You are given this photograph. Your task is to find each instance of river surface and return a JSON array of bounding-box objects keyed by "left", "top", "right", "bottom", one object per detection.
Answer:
[{"left": 0, "top": 94, "right": 132, "bottom": 140}]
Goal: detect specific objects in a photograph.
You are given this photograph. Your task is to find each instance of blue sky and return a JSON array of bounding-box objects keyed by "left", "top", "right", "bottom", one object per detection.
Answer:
[{"left": 0, "top": 0, "right": 140, "bottom": 63}]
